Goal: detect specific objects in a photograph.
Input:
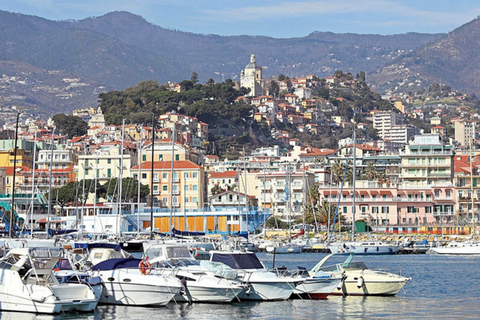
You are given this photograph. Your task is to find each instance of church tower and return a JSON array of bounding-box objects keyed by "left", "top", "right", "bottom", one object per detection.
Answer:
[{"left": 240, "top": 54, "right": 264, "bottom": 97}]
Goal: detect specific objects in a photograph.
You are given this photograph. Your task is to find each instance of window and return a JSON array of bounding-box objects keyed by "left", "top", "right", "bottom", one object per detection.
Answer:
[
  {"left": 184, "top": 197, "right": 189, "bottom": 203},
  {"left": 435, "top": 190, "right": 440, "bottom": 198},
  {"left": 192, "top": 172, "right": 198, "bottom": 178},
  {"left": 343, "top": 206, "right": 347, "bottom": 213},
  {"left": 184, "top": 185, "right": 189, "bottom": 191},
  {"left": 108, "top": 159, "right": 111, "bottom": 164},
  {"left": 446, "top": 190, "right": 451, "bottom": 198},
  {"left": 162, "top": 173, "right": 168, "bottom": 179},
  {"left": 193, "top": 185, "right": 198, "bottom": 191},
  {"left": 142, "top": 173, "right": 147, "bottom": 179},
  {"left": 372, "top": 207, "right": 378, "bottom": 214},
  {"left": 159, "top": 154, "right": 163, "bottom": 161},
  {"left": 107, "top": 169, "right": 111, "bottom": 178},
  {"left": 142, "top": 155, "right": 146, "bottom": 161},
  {"left": 85, "top": 169, "right": 89, "bottom": 175},
  {"left": 175, "top": 154, "right": 179, "bottom": 161},
  {"left": 381, "top": 206, "right": 389, "bottom": 213},
  {"left": 184, "top": 172, "right": 189, "bottom": 179},
  {"left": 163, "top": 185, "right": 168, "bottom": 191},
  {"left": 193, "top": 197, "right": 198, "bottom": 203}
]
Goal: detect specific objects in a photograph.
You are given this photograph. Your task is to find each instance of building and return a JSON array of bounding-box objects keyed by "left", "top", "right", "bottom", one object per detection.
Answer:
[
  {"left": 455, "top": 121, "right": 475, "bottom": 147},
  {"left": 132, "top": 160, "right": 204, "bottom": 211},
  {"left": 399, "top": 134, "right": 454, "bottom": 188},
  {"left": 240, "top": 54, "right": 264, "bottom": 97}
]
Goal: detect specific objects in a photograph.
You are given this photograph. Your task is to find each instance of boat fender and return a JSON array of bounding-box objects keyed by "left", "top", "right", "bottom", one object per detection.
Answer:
[
  {"left": 337, "top": 273, "right": 347, "bottom": 290},
  {"left": 356, "top": 276, "right": 364, "bottom": 288},
  {"left": 138, "top": 257, "right": 152, "bottom": 275}
]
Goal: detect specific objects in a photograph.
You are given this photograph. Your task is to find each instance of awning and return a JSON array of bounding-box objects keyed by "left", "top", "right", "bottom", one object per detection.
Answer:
[
  {"left": 38, "top": 218, "right": 66, "bottom": 223},
  {"left": 322, "top": 191, "right": 337, "bottom": 195},
  {"left": 379, "top": 190, "right": 391, "bottom": 195},
  {"left": 359, "top": 191, "right": 369, "bottom": 195}
]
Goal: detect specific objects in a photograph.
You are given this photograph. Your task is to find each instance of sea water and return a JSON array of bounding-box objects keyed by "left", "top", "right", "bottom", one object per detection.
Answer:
[{"left": 2, "top": 253, "right": 480, "bottom": 320}]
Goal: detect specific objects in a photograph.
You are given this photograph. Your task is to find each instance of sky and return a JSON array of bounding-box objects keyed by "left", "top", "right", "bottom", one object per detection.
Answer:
[{"left": 2, "top": 0, "right": 480, "bottom": 38}]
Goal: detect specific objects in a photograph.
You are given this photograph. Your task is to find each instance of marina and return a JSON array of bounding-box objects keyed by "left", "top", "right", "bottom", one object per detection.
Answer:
[{"left": 0, "top": 251, "right": 478, "bottom": 319}]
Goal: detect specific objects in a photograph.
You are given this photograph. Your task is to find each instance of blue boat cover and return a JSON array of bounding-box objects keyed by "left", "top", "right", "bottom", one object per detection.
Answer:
[
  {"left": 91, "top": 258, "right": 143, "bottom": 271},
  {"left": 48, "top": 229, "right": 77, "bottom": 237},
  {"left": 211, "top": 252, "right": 263, "bottom": 270},
  {"left": 172, "top": 228, "right": 205, "bottom": 237},
  {"left": 74, "top": 242, "right": 122, "bottom": 251}
]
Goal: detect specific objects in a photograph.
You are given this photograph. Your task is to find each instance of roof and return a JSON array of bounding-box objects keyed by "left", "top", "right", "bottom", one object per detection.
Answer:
[{"left": 208, "top": 171, "right": 239, "bottom": 179}]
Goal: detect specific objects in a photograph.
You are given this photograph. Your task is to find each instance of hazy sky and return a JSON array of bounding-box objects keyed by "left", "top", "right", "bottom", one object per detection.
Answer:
[{"left": 2, "top": 0, "right": 480, "bottom": 38}]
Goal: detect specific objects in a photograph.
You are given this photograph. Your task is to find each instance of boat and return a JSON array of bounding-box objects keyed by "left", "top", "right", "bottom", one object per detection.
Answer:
[
  {"left": 0, "top": 247, "right": 99, "bottom": 314},
  {"left": 311, "top": 253, "right": 410, "bottom": 296},
  {"left": 73, "top": 243, "right": 183, "bottom": 306},
  {"left": 265, "top": 242, "right": 303, "bottom": 254},
  {"left": 290, "top": 267, "right": 343, "bottom": 299},
  {"left": 328, "top": 241, "right": 399, "bottom": 255},
  {"left": 144, "top": 243, "right": 246, "bottom": 303},
  {"left": 207, "top": 250, "right": 300, "bottom": 301},
  {"left": 428, "top": 240, "right": 480, "bottom": 255}
]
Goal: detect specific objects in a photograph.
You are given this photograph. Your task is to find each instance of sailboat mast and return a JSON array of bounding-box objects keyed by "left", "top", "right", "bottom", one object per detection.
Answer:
[
  {"left": 470, "top": 137, "right": 475, "bottom": 234},
  {"left": 30, "top": 130, "right": 37, "bottom": 237},
  {"left": 150, "top": 115, "right": 155, "bottom": 239},
  {"left": 169, "top": 124, "right": 176, "bottom": 234},
  {"left": 46, "top": 127, "right": 55, "bottom": 239},
  {"left": 352, "top": 127, "right": 356, "bottom": 242},
  {"left": 10, "top": 113, "right": 19, "bottom": 239},
  {"left": 137, "top": 125, "right": 143, "bottom": 237}
]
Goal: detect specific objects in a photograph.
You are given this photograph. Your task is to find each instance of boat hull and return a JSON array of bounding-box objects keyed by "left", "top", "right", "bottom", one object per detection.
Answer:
[
  {"left": 96, "top": 270, "right": 181, "bottom": 306},
  {"left": 329, "top": 243, "right": 399, "bottom": 255},
  {"left": 174, "top": 284, "right": 245, "bottom": 303},
  {"left": 429, "top": 246, "right": 480, "bottom": 255},
  {"left": 330, "top": 274, "right": 409, "bottom": 296},
  {"left": 293, "top": 277, "right": 342, "bottom": 299}
]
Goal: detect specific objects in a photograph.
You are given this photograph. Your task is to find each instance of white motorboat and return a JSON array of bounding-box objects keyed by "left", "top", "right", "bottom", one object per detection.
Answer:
[
  {"left": 311, "top": 253, "right": 410, "bottom": 296},
  {"left": 208, "top": 250, "right": 299, "bottom": 301},
  {"left": 74, "top": 243, "right": 183, "bottom": 306},
  {"left": 328, "top": 241, "right": 399, "bottom": 255},
  {"left": 428, "top": 240, "right": 480, "bottom": 255},
  {"left": 266, "top": 242, "right": 303, "bottom": 254},
  {"left": 144, "top": 243, "right": 246, "bottom": 303},
  {"left": 0, "top": 247, "right": 99, "bottom": 314}
]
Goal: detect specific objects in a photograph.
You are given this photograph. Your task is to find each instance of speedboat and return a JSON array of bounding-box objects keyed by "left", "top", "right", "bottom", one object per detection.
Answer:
[
  {"left": 0, "top": 247, "right": 99, "bottom": 314},
  {"left": 207, "top": 250, "right": 299, "bottom": 301},
  {"left": 328, "top": 241, "right": 399, "bottom": 255},
  {"left": 144, "top": 243, "right": 246, "bottom": 303},
  {"left": 428, "top": 240, "right": 480, "bottom": 255},
  {"left": 265, "top": 242, "right": 303, "bottom": 254},
  {"left": 312, "top": 253, "right": 410, "bottom": 296},
  {"left": 72, "top": 243, "right": 183, "bottom": 306}
]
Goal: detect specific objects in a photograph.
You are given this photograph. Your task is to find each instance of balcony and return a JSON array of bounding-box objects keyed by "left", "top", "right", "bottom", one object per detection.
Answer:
[{"left": 172, "top": 190, "right": 180, "bottom": 195}]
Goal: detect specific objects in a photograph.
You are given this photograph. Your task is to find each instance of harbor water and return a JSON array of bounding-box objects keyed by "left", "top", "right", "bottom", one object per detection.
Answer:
[{"left": 1, "top": 252, "right": 479, "bottom": 320}]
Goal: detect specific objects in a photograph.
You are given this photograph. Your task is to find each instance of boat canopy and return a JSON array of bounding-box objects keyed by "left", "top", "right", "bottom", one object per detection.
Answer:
[
  {"left": 211, "top": 252, "right": 263, "bottom": 270},
  {"left": 172, "top": 228, "right": 205, "bottom": 237},
  {"left": 91, "top": 258, "right": 142, "bottom": 270},
  {"left": 75, "top": 242, "right": 121, "bottom": 251},
  {"left": 29, "top": 247, "right": 65, "bottom": 258}
]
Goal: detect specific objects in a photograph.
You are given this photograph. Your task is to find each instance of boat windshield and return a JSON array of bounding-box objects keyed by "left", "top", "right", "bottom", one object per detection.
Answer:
[
  {"left": 211, "top": 253, "right": 264, "bottom": 270},
  {"left": 168, "top": 258, "right": 200, "bottom": 267},
  {"left": 145, "top": 246, "right": 193, "bottom": 260}
]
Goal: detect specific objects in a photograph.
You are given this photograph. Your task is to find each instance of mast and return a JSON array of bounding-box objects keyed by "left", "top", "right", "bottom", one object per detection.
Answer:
[
  {"left": 263, "top": 169, "right": 266, "bottom": 238},
  {"left": 46, "top": 127, "right": 55, "bottom": 239},
  {"left": 137, "top": 125, "right": 143, "bottom": 237},
  {"left": 29, "top": 130, "right": 37, "bottom": 237},
  {"left": 80, "top": 144, "right": 86, "bottom": 238},
  {"left": 169, "top": 123, "right": 176, "bottom": 234},
  {"left": 117, "top": 119, "right": 125, "bottom": 237},
  {"left": 302, "top": 161, "right": 306, "bottom": 236},
  {"left": 243, "top": 146, "right": 248, "bottom": 233},
  {"left": 10, "top": 113, "right": 19, "bottom": 239},
  {"left": 470, "top": 137, "right": 475, "bottom": 235},
  {"left": 352, "top": 127, "right": 357, "bottom": 242},
  {"left": 150, "top": 114, "right": 155, "bottom": 239},
  {"left": 286, "top": 165, "right": 291, "bottom": 239}
]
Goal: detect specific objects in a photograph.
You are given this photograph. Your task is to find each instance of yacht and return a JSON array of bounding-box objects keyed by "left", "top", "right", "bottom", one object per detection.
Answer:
[
  {"left": 428, "top": 240, "right": 480, "bottom": 255},
  {"left": 72, "top": 243, "right": 183, "bottom": 306},
  {"left": 290, "top": 267, "right": 343, "bottom": 299},
  {"left": 328, "top": 241, "right": 399, "bottom": 255},
  {"left": 0, "top": 247, "right": 99, "bottom": 314},
  {"left": 144, "top": 243, "right": 246, "bottom": 303},
  {"left": 311, "top": 253, "right": 410, "bottom": 296},
  {"left": 207, "top": 250, "right": 300, "bottom": 301}
]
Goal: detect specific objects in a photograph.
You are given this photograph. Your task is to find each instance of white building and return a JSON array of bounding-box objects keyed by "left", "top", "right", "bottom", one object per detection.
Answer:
[{"left": 240, "top": 54, "right": 264, "bottom": 97}]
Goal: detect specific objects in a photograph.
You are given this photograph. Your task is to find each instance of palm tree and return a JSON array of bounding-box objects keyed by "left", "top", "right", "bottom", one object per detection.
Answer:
[{"left": 364, "top": 162, "right": 378, "bottom": 181}]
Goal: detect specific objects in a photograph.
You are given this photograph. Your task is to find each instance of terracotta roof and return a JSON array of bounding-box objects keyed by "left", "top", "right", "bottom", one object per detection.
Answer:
[{"left": 208, "top": 171, "right": 239, "bottom": 179}]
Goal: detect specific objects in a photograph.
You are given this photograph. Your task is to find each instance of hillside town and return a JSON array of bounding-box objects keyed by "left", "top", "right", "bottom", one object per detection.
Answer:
[{"left": 0, "top": 54, "right": 479, "bottom": 237}]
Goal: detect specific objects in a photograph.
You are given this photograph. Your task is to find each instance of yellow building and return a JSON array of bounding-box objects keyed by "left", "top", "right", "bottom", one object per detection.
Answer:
[
  {"left": 0, "top": 149, "right": 33, "bottom": 169},
  {"left": 132, "top": 160, "right": 204, "bottom": 212}
]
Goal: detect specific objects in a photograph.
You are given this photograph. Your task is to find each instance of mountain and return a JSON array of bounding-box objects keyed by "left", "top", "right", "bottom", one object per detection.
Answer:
[
  {"left": 0, "top": 10, "right": 444, "bottom": 115},
  {"left": 369, "top": 17, "right": 480, "bottom": 95}
]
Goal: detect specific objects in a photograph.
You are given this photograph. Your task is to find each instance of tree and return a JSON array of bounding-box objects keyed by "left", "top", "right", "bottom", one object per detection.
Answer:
[
  {"left": 191, "top": 72, "right": 199, "bottom": 84},
  {"left": 51, "top": 114, "right": 88, "bottom": 138},
  {"left": 269, "top": 81, "right": 280, "bottom": 98},
  {"left": 100, "top": 178, "right": 149, "bottom": 202},
  {"left": 265, "top": 216, "right": 287, "bottom": 229},
  {"left": 210, "top": 184, "right": 224, "bottom": 196}
]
